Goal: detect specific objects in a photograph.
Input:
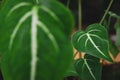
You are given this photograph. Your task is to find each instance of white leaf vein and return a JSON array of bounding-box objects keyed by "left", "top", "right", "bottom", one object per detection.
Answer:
[
  {"left": 87, "top": 29, "right": 101, "bottom": 33},
  {"left": 9, "top": 4, "right": 59, "bottom": 80},
  {"left": 8, "top": 2, "right": 31, "bottom": 16},
  {"left": 9, "top": 11, "right": 32, "bottom": 49},
  {"left": 84, "top": 59, "right": 96, "bottom": 80},
  {"left": 86, "top": 33, "right": 106, "bottom": 57}
]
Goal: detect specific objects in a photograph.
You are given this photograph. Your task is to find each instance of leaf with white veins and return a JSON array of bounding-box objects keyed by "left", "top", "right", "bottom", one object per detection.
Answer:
[
  {"left": 72, "top": 24, "right": 113, "bottom": 62},
  {"left": 0, "top": 0, "right": 74, "bottom": 80},
  {"left": 74, "top": 57, "right": 102, "bottom": 80}
]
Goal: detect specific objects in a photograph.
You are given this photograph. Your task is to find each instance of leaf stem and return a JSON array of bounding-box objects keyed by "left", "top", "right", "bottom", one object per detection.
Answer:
[
  {"left": 99, "top": 0, "right": 114, "bottom": 25},
  {"left": 78, "top": 0, "right": 82, "bottom": 29}
]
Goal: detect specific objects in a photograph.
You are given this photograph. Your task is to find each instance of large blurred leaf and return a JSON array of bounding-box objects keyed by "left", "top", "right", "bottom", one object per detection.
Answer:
[
  {"left": 74, "top": 55, "right": 102, "bottom": 80},
  {"left": 0, "top": 0, "right": 74, "bottom": 80},
  {"left": 72, "top": 24, "right": 113, "bottom": 62}
]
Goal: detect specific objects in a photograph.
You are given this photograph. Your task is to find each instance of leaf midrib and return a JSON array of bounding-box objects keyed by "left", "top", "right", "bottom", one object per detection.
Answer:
[
  {"left": 86, "top": 33, "right": 107, "bottom": 57},
  {"left": 8, "top": 3, "right": 60, "bottom": 80}
]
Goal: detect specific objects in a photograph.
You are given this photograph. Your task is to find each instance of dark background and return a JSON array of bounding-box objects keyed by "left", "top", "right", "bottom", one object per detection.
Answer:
[{"left": 59, "top": 0, "right": 120, "bottom": 31}]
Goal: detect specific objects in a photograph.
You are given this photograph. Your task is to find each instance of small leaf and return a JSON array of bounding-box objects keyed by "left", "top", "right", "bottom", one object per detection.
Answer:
[
  {"left": 74, "top": 58, "right": 102, "bottom": 80},
  {"left": 72, "top": 24, "right": 113, "bottom": 62}
]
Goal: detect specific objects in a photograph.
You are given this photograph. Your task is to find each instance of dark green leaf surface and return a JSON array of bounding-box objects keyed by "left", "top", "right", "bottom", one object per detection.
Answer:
[
  {"left": 64, "top": 62, "right": 79, "bottom": 77},
  {"left": 0, "top": 0, "right": 74, "bottom": 80},
  {"left": 74, "top": 57, "right": 102, "bottom": 80},
  {"left": 84, "top": 54, "right": 100, "bottom": 62},
  {"left": 72, "top": 24, "right": 113, "bottom": 62}
]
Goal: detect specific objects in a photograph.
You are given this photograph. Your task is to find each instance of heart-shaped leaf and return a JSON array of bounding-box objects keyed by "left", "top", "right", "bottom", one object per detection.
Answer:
[
  {"left": 0, "top": 0, "right": 74, "bottom": 80},
  {"left": 74, "top": 56, "right": 102, "bottom": 80},
  {"left": 72, "top": 24, "right": 113, "bottom": 62}
]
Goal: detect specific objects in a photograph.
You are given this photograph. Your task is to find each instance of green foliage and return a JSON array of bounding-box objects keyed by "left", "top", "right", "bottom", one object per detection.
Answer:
[
  {"left": 0, "top": 0, "right": 74, "bottom": 80},
  {"left": 74, "top": 55, "right": 102, "bottom": 80},
  {"left": 72, "top": 24, "right": 113, "bottom": 62},
  {"left": 108, "top": 11, "right": 120, "bottom": 47},
  {"left": 71, "top": 1, "right": 118, "bottom": 80},
  {"left": 109, "top": 40, "right": 119, "bottom": 57},
  {"left": 114, "top": 19, "right": 120, "bottom": 46},
  {"left": 101, "top": 11, "right": 120, "bottom": 57},
  {"left": 0, "top": 0, "right": 3, "bottom": 8},
  {"left": 0, "top": 0, "right": 119, "bottom": 80},
  {"left": 64, "top": 63, "right": 79, "bottom": 77},
  {"left": 72, "top": 24, "right": 114, "bottom": 80}
]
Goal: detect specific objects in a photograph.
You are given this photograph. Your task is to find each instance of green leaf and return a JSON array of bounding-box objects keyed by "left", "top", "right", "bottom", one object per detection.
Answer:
[
  {"left": 0, "top": 0, "right": 74, "bottom": 80},
  {"left": 74, "top": 57, "right": 102, "bottom": 80},
  {"left": 114, "top": 20, "right": 120, "bottom": 46},
  {"left": 64, "top": 62, "right": 79, "bottom": 77},
  {"left": 109, "top": 39, "right": 119, "bottom": 57},
  {"left": 84, "top": 54, "right": 100, "bottom": 62},
  {"left": 0, "top": 0, "right": 3, "bottom": 9},
  {"left": 72, "top": 24, "right": 113, "bottom": 62}
]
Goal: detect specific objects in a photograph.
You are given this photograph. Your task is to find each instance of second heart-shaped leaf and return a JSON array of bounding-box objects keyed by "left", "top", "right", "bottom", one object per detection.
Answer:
[{"left": 74, "top": 55, "right": 102, "bottom": 80}]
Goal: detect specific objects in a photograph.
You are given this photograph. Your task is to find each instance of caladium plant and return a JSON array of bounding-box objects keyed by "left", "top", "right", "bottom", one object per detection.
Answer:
[
  {"left": 71, "top": 24, "right": 113, "bottom": 80},
  {"left": 0, "top": 0, "right": 74, "bottom": 80},
  {"left": 0, "top": 0, "right": 118, "bottom": 80},
  {"left": 63, "top": 23, "right": 114, "bottom": 80},
  {"left": 70, "top": 1, "right": 119, "bottom": 79}
]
